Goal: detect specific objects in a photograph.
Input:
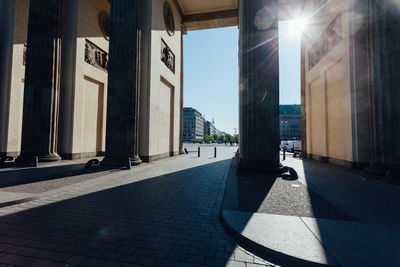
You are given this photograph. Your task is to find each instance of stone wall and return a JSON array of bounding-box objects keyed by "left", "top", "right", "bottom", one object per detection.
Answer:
[
  {"left": 304, "top": 0, "right": 354, "bottom": 166},
  {"left": 58, "top": 0, "right": 110, "bottom": 159},
  {"left": 139, "top": 0, "right": 182, "bottom": 161},
  {"left": 73, "top": 0, "right": 109, "bottom": 158},
  {"left": 2, "top": 0, "right": 183, "bottom": 162},
  {"left": 6, "top": 0, "right": 29, "bottom": 157}
]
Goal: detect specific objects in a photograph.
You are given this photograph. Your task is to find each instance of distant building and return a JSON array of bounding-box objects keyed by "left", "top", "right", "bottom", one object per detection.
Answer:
[
  {"left": 280, "top": 105, "right": 301, "bottom": 141},
  {"left": 183, "top": 107, "right": 205, "bottom": 143},
  {"left": 204, "top": 120, "right": 216, "bottom": 136}
]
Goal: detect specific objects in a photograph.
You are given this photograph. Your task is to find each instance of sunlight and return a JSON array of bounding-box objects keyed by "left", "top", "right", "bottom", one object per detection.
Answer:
[{"left": 288, "top": 19, "right": 307, "bottom": 36}]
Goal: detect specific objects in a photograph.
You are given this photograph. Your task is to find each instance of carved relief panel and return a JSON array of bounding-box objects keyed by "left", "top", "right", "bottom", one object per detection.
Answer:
[
  {"left": 161, "top": 39, "right": 175, "bottom": 74},
  {"left": 85, "top": 39, "right": 109, "bottom": 72},
  {"left": 308, "top": 13, "right": 342, "bottom": 70}
]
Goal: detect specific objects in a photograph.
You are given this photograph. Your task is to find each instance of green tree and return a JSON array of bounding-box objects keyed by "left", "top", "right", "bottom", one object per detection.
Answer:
[
  {"left": 225, "top": 134, "right": 233, "bottom": 142},
  {"left": 203, "top": 135, "right": 214, "bottom": 143},
  {"left": 213, "top": 134, "right": 219, "bottom": 141}
]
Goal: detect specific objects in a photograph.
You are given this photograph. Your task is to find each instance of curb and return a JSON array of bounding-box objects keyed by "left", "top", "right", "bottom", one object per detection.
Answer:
[
  {"left": 0, "top": 196, "right": 39, "bottom": 208},
  {"left": 218, "top": 157, "right": 335, "bottom": 267}
]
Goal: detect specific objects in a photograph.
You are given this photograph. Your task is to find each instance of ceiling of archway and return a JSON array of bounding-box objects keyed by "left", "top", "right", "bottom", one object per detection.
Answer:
[{"left": 175, "top": 0, "right": 238, "bottom": 31}]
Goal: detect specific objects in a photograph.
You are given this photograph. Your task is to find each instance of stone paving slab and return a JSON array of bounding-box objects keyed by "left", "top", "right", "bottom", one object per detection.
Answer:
[
  {"left": 0, "top": 146, "right": 276, "bottom": 266},
  {"left": 222, "top": 209, "right": 400, "bottom": 267},
  {"left": 0, "top": 157, "right": 115, "bottom": 194},
  {"left": 0, "top": 191, "right": 37, "bottom": 208},
  {"left": 302, "top": 217, "right": 400, "bottom": 267},
  {"left": 283, "top": 156, "right": 400, "bottom": 224},
  {"left": 222, "top": 210, "right": 336, "bottom": 266}
]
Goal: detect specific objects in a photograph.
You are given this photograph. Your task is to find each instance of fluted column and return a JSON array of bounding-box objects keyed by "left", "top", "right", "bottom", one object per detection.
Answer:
[
  {"left": 16, "top": 0, "right": 62, "bottom": 163},
  {"left": 0, "top": 0, "right": 15, "bottom": 158},
  {"left": 58, "top": 0, "right": 78, "bottom": 159},
  {"left": 238, "top": 0, "right": 280, "bottom": 171},
  {"left": 179, "top": 31, "right": 184, "bottom": 154},
  {"left": 102, "top": 0, "right": 142, "bottom": 166},
  {"left": 368, "top": 0, "right": 400, "bottom": 174}
]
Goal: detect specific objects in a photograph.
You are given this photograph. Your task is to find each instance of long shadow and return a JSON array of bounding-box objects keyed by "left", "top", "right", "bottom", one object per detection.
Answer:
[
  {"left": 0, "top": 159, "right": 239, "bottom": 266},
  {"left": 221, "top": 157, "right": 356, "bottom": 266},
  {"left": 0, "top": 162, "right": 121, "bottom": 188},
  {"left": 223, "top": 158, "right": 353, "bottom": 220},
  {"left": 301, "top": 158, "right": 400, "bottom": 266}
]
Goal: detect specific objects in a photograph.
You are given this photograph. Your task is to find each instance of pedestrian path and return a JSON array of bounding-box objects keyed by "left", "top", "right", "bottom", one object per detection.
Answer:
[
  {"left": 0, "top": 146, "right": 275, "bottom": 266},
  {"left": 221, "top": 156, "right": 400, "bottom": 266}
]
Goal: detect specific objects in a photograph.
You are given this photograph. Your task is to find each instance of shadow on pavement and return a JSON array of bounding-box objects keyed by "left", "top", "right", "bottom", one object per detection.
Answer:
[
  {"left": 0, "top": 162, "right": 121, "bottom": 189},
  {"left": 0, "top": 159, "right": 240, "bottom": 266},
  {"left": 221, "top": 157, "right": 360, "bottom": 266},
  {"left": 301, "top": 158, "right": 400, "bottom": 266},
  {"left": 224, "top": 158, "right": 353, "bottom": 220}
]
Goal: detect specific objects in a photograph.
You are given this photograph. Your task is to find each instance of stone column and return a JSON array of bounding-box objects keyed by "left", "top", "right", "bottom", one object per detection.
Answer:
[
  {"left": 367, "top": 0, "right": 400, "bottom": 175},
  {"left": 58, "top": 0, "right": 78, "bottom": 159},
  {"left": 16, "top": 0, "right": 62, "bottom": 163},
  {"left": 102, "top": 0, "right": 142, "bottom": 167},
  {"left": 238, "top": 0, "right": 280, "bottom": 171},
  {"left": 300, "top": 35, "right": 307, "bottom": 156},
  {"left": 347, "top": 0, "right": 372, "bottom": 169},
  {"left": 0, "top": 0, "right": 15, "bottom": 157},
  {"left": 179, "top": 31, "right": 184, "bottom": 154}
]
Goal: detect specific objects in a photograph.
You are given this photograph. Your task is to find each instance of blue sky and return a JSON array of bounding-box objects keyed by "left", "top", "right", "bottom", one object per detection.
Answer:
[{"left": 183, "top": 22, "right": 300, "bottom": 135}]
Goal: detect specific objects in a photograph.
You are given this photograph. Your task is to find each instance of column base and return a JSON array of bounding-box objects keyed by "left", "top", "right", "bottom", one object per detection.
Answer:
[
  {"left": 101, "top": 155, "right": 142, "bottom": 167},
  {"left": 15, "top": 152, "right": 61, "bottom": 164},
  {"left": 239, "top": 158, "right": 284, "bottom": 173},
  {"left": 131, "top": 155, "right": 142, "bottom": 166}
]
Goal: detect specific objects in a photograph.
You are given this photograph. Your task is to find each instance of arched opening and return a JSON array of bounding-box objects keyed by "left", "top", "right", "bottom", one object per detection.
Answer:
[{"left": 183, "top": 26, "right": 239, "bottom": 153}]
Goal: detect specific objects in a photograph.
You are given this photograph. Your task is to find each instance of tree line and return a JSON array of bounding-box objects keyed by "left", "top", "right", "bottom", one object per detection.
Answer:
[{"left": 203, "top": 134, "right": 239, "bottom": 143}]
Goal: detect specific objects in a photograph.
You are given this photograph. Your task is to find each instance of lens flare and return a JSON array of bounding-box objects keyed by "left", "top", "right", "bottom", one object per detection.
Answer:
[
  {"left": 391, "top": 0, "right": 400, "bottom": 10},
  {"left": 254, "top": 7, "right": 275, "bottom": 30}
]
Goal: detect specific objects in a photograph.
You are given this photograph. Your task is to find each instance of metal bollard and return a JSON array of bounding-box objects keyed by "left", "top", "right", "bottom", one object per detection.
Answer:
[
  {"left": 198, "top": 147, "right": 200, "bottom": 157},
  {"left": 34, "top": 156, "right": 39, "bottom": 167},
  {"left": 214, "top": 147, "right": 217, "bottom": 158},
  {"left": 127, "top": 157, "right": 132, "bottom": 170},
  {"left": 283, "top": 148, "right": 286, "bottom": 161}
]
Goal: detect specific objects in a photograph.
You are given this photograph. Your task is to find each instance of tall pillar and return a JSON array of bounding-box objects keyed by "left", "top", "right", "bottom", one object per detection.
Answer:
[
  {"left": 58, "top": 0, "right": 78, "bottom": 159},
  {"left": 348, "top": 0, "right": 372, "bottom": 169},
  {"left": 300, "top": 35, "right": 307, "bottom": 156},
  {"left": 368, "top": 0, "right": 400, "bottom": 175},
  {"left": 102, "top": 0, "right": 142, "bottom": 167},
  {"left": 238, "top": 0, "right": 280, "bottom": 171},
  {"left": 0, "top": 0, "right": 15, "bottom": 158},
  {"left": 179, "top": 31, "right": 184, "bottom": 154},
  {"left": 16, "top": 0, "right": 62, "bottom": 163}
]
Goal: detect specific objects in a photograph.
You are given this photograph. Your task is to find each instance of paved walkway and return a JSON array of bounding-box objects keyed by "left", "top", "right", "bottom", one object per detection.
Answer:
[
  {"left": 0, "top": 157, "right": 112, "bottom": 207},
  {"left": 0, "top": 146, "right": 274, "bottom": 266},
  {"left": 221, "top": 155, "right": 400, "bottom": 266}
]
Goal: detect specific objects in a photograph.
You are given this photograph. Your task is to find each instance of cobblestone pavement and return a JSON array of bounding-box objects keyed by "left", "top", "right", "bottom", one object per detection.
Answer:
[{"left": 0, "top": 147, "right": 274, "bottom": 267}]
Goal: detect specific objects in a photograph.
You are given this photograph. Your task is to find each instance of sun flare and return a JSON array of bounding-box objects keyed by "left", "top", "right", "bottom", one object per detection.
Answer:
[{"left": 288, "top": 19, "right": 307, "bottom": 36}]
